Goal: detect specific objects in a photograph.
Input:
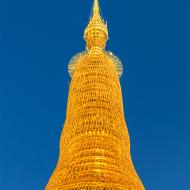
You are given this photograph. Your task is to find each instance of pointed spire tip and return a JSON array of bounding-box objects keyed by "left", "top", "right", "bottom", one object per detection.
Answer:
[
  {"left": 84, "top": 0, "right": 109, "bottom": 50},
  {"left": 93, "top": 0, "right": 100, "bottom": 12}
]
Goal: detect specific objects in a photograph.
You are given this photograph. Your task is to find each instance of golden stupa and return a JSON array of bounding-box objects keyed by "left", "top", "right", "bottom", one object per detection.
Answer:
[{"left": 46, "top": 0, "right": 145, "bottom": 189}]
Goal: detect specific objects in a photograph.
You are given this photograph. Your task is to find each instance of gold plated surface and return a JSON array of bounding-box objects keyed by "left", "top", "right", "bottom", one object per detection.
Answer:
[{"left": 46, "top": 0, "right": 145, "bottom": 189}]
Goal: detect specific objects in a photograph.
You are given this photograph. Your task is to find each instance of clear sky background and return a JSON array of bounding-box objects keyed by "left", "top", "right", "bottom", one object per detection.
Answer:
[{"left": 1, "top": 0, "right": 189, "bottom": 189}]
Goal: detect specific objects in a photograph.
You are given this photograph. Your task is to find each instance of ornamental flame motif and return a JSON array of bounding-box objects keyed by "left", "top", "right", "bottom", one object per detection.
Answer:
[{"left": 46, "top": 0, "right": 145, "bottom": 189}]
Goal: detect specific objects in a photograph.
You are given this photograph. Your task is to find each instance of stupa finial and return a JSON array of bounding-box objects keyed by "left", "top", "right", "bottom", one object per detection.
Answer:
[
  {"left": 84, "top": 0, "right": 108, "bottom": 50},
  {"left": 93, "top": 0, "right": 100, "bottom": 16}
]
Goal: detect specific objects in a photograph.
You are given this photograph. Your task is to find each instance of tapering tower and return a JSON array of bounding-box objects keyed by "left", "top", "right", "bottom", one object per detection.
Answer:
[{"left": 46, "top": 0, "right": 145, "bottom": 189}]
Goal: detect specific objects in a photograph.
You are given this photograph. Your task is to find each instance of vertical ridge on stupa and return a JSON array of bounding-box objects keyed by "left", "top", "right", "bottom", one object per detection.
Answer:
[{"left": 46, "top": 0, "right": 145, "bottom": 189}]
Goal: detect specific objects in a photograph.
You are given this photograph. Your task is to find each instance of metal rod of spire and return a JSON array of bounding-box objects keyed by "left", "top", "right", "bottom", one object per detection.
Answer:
[{"left": 93, "top": 0, "right": 100, "bottom": 13}]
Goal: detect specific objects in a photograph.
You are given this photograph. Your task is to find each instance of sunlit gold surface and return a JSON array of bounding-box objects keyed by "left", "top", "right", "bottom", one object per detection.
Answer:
[{"left": 46, "top": 0, "right": 145, "bottom": 189}]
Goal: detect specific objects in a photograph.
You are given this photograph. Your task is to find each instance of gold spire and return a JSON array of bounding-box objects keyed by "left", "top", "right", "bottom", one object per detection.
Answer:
[
  {"left": 93, "top": 0, "right": 100, "bottom": 15},
  {"left": 46, "top": 0, "right": 145, "bottom": 189},
  {"left": 84, "top": 0, "right": 108, "bottom": 50}
]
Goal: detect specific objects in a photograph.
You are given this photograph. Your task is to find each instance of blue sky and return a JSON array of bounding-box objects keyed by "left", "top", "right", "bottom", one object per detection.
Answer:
[{"left": 1, "top": 0, "right": 189, "bottom": 189}]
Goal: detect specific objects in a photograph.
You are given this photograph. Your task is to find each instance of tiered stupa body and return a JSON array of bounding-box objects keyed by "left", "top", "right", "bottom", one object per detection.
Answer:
[{"left": 46, "top": 0, "right": 145, "bottom": 189}]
